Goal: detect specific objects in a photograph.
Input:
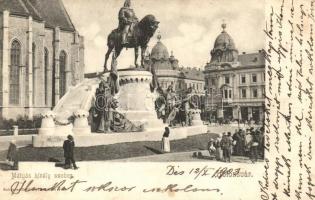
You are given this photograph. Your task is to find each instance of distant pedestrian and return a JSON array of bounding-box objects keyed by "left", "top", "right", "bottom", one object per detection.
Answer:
[
  {"left": 221, "top": 132, "right": 232, "bottom": 162},
  {"left": 233, "top": 129, "right": 244, "bottom": 156},
  {"left": 214, "top": 135, "right": 223, "bottom": 161},
  {"left": 250, "top": 131, "right": 259, "bottom": 163},
  {"left": 240, "top": 129, "right": 246, "bottom": 156},
  {"left": 227, "top": 132, "right": 233, "bottom": 155},
  {"left": 6, "top": 140, "right": 18, "bottom": 170},
  {"left": 161, "top": 127, "right": 170, "bottom": 153},
  {"left": 207, "top": 138, "right": 216, "bottom": 158},
  {"left": 63, "top": 135, "right": 78, "bottom": 170},
  {"left": 244, "top": 129, "right": 252, "bottom": 156}
]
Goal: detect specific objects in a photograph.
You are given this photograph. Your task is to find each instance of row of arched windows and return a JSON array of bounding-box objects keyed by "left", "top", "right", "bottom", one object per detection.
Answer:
[{"left": 9, "top": 40, "right": 67, "bottom": 105}]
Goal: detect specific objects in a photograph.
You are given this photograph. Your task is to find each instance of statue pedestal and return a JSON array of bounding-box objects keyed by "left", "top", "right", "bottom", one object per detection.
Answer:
[
  {"left": 38, "top": 111, "right": 56, "bottom": 136},
  {"left": 117, "top": 70, "right": 164, "bottom": 130},
  {"left": 190, "top": 109, "right": 203, "bottom": 126},
  {"left": 73, "top": 109, "right": 91, "bottom": 135},
  {"left": 33, "top": 69, "right": 209, "bottom": 147}
]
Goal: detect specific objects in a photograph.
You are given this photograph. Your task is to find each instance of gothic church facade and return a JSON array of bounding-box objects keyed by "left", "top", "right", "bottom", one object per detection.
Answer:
[{"left": 0, "top": 0, "right": 85, "bottom": 119}]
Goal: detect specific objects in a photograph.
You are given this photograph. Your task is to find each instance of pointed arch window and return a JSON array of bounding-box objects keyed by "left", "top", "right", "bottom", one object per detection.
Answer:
[
  {"left": 9, "top": 40, "right": 21, "bottom": 105},
  {"left": 44, "top": 48, "right": 49, "bottom": 105},
  {"left": 59, "top": 51, "right": 67, "bottom": 97}
]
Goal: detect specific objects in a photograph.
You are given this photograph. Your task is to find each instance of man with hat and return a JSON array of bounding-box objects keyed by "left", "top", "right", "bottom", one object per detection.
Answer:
[
  {"left": 63, "top": 135, "right": 78, "bottom": 170},
  {"left": 220, "top": 132, "right": 232, "bottom": 162}
]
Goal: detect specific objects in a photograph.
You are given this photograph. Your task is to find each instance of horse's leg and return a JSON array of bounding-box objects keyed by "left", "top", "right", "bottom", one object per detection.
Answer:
[
  {"left": 104, "top": 45, "right": 113, "bottom": 72},
  {"left": 134, "top": 47, "right": 139, "bottom": 68},
  {"left": 141, "top": 46, "right": 147, "bottom": 68},
  {"left": 108, "top": 47, "right": 122, "bottom": 72},
  {"left": 115, "top": 47, "right": 122, "bottom": 58},
  {"left": 112, "top": 47, "right": 122, "bottom": 71}
]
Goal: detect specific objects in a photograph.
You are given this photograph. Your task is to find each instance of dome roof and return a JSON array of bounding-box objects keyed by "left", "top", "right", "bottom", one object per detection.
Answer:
[
  {"left": 209, "top": 23, "right": 239, "bottom": 64},
  {"left": 151, "top": 34, "right": 170, "bottom": 60},
  {"left": 213, "top": 23, "right": 236, "bottom": 51}
]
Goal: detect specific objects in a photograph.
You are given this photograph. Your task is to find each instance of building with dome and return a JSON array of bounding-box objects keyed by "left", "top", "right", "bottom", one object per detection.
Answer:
[
  {"left": 144, "top": 34, "right": 205, "bottom": 107},
  {"left": 204, "top": 23, "right": 265, "bottom": 123},
  {"left": 146, "top": 34, "right": 204, "bottom": 95},
  {"left": 0, "top": 0, "right": 85, "bottom": 120}
]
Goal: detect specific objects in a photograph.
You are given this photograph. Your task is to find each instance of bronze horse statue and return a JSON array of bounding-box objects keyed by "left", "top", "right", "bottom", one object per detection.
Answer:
[{"left": 103, "top": 14, "right": 159, "bottom": 71}]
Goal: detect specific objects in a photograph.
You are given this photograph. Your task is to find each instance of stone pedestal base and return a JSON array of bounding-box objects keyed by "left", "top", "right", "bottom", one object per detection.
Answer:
[
  {"left": 38, "top": 111, "right": 56, "bottom": 136},
  {"left": 33, "top": 134, "right": 67, "bottom": 147},
  {"left": 119, "top": 111, "right": 164, "bottom": 130},
  {"left": 190, "top": 109, "right": 203, "bottom": 126},
  {"left": 73, "top": 127, "right": 91, "bottom": 135},
  {"left": 73, "top": 110, "right": 91, "bottom": 135},
  {"left": 38, "top": 128, "right": 55, "bottom": 136},
  {"left": 55, "top": 124, "right": 73, "bottom": 136},
  {"left": 116, "top": 70, "right": 163, "bottom": 130},
  {"left": 32, "top": 125, "right": 207, "bottom": 147},
  {"left": 192, "top": 120, "right": 203, "bottom": 126}
]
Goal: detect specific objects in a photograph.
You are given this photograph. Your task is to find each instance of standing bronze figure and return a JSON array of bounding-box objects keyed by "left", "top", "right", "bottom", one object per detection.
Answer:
[{"left": 103, "top": 0, "right": 159, "bottom": 71}]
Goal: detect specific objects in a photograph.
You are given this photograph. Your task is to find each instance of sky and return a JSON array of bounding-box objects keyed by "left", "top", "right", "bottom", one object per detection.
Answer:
[{"left": 63, "top": 0, "right": 265, "bottom": 73}]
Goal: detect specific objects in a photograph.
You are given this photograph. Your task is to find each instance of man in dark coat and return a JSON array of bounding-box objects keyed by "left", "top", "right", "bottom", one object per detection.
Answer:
[
  {"left": 220, "top": 132, "right": 232, "bottom": 162},
  {"left": 232, "top": 129, "right": 244, "bottom": 156},
  {"left": 249, "top": 129, "right": 259, "bottom": 163},
  {"left": 63, "top": 135, "right": 78, "bottom": 170},
  {"left": 6, "top": 140, "right": 18, "bottom": 170}
]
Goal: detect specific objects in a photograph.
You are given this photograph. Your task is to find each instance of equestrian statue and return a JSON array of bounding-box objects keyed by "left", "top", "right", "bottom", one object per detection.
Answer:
[{"left": 103, "top": 0, "right": 159, "bottom": 72}]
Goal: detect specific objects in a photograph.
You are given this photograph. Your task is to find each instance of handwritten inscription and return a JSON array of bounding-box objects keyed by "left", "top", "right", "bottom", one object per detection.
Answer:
[
  {"left": 4, "top": 179, "right": 221, "bottom": 195},
  {"left": 2, "top": 166, "right": 252, "bottom": 196},
  {"left": 165, "top": 165, "right": 252, "bottom": 179},
  {"left": 261, "top": 0, "right": 315, "bottom": 200}
]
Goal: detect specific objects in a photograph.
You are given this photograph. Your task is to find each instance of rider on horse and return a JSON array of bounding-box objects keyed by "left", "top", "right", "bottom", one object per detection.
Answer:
[
  {"left": 119, "top": 0, "right": 138, "bottom": 45},
  {"left": 103, "top": 0, "right": 159, "bottom": 72}
]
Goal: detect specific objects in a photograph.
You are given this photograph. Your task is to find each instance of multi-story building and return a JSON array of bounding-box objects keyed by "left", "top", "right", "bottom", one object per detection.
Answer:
[
  {"left": 204, "top": 23, "right": 265, "bottom": 123},
  {"left": 0, "top": 0, "right": 85, "bottom": 119},
  {"left": 145, "top": 34, "right": 205, "bottom": 99}
]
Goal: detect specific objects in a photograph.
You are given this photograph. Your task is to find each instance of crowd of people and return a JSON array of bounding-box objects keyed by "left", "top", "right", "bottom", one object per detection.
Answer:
[{"left": 207, "top": 126, "right": 264, "bottom": 163}]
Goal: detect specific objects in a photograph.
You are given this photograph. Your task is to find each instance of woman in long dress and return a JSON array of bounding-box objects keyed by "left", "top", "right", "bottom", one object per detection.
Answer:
[
  {"left": 214, "top": 135, "right": 223, "bottom": 161},
  {"left": 161, "top": 127, "right": 170, "bottom": 153},
  {"left": 207, "top": 139, "right": 216, "bottom": 158}
]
